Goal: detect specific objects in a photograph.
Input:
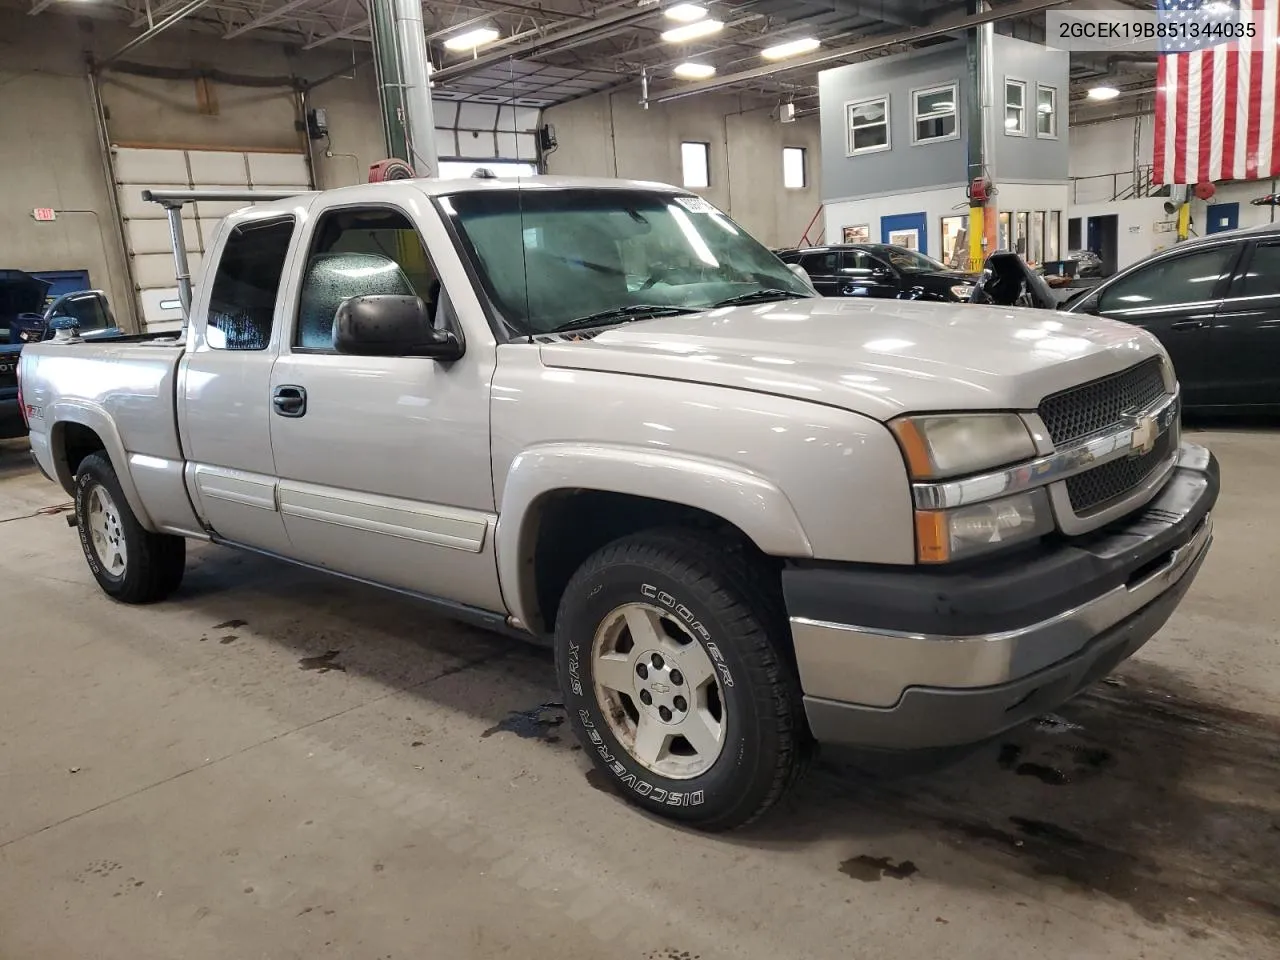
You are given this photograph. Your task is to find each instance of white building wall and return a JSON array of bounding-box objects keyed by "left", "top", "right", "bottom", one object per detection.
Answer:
[{"left": 822, "top": 186, "right": 969, "bottom": 259}]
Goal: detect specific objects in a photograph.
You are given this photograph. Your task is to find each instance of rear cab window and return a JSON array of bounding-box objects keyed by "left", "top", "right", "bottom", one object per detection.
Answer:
[{"left": 205, "top": 216, "right": 296, "bottom": 350}]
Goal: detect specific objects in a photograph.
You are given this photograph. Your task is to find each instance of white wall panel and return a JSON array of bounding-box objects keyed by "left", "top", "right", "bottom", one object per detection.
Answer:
[
  {"left": 248, "top": 152, "right": 310, "bottom": 185},
  {"left": 457, "top": 130, "right": 497, "bottom": 158},
  {"left": 126, "top": 218, "right": 203, "bottom": 255},
  {"left": 458, "top": 102, "right": 498, "bottom": 129},
  {"left": 187, "top": 151, "right": 250, "bottom": 184},
  {"left": 114, "top": 147, "right": 188, "bottom": 183}
]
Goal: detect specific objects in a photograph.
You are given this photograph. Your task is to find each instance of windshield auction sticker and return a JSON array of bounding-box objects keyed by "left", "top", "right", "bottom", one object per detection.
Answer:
[{"left": 675, "top": 196, "right": 717, "bottom": 214}]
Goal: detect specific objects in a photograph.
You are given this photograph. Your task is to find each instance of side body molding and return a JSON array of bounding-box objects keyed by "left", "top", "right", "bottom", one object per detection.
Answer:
[{"left": 496, "top": 442, "right": 813, "bottom": 630}]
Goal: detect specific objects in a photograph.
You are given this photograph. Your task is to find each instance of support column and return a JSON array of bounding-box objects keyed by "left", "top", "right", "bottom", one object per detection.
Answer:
[
  {"left": 965, "top": 0, "right": 996, "bottom": 271},
  {"left": 369, "top": 0, "right": 437, "bottom": 175}
]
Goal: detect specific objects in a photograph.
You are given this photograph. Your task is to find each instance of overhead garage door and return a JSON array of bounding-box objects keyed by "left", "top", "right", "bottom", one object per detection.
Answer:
[{"left": 112, "top": 146, "right": 311, "bottom": 331}]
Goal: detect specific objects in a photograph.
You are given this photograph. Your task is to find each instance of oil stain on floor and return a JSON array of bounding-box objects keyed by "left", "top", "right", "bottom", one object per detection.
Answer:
[{"left": 481, "top": 702, "right": 566, "bottom": 743}]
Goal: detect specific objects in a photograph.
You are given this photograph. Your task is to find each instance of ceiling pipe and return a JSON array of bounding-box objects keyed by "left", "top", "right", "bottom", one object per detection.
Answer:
[
  {"left": 646, "top": 0, "right": 1071, "bottom": 104},
  {"left": 432, "top": 1, "right": 661, "bottom": 83},
  {"left": 100, "top": 0, "right": 216, "bottom": 64}
]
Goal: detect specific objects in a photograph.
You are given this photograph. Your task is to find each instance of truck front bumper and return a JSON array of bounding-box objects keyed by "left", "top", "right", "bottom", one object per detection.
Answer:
[{"left": 784, "top": 442, "right": 1218, "bottom": 750}]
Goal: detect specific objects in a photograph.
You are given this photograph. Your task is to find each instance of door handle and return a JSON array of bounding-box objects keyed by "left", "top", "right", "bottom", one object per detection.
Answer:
[
  {"left": 272, "top": 385, "right": 307, "bottom": 418},
  {"left": 1170, "top": 320, "right": 1207, "bottom": 331}
]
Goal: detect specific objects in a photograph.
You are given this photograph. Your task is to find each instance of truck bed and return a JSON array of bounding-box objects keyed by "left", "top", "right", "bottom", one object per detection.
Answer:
[{"left": 21, "top": 336, "right": 186, "bottom": 463}]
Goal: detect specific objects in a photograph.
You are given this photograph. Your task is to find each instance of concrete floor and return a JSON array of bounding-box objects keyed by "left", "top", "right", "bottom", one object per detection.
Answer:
[{"left": 1, "top": 428, "right": 1277, "bottom": 960}]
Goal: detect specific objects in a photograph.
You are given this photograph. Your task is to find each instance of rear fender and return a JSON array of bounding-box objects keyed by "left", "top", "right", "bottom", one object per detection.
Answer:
[{"left": 48, "top": 400, "right": 157, "bottom": 531}]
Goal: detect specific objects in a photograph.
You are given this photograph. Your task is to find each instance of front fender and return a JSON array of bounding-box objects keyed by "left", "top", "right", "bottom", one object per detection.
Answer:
[
  {"left": 496, "top": 443, "right": 813, "bottom": 629},
  {"left": 48, "top": 400, "right": 157, "bottom": 531}
]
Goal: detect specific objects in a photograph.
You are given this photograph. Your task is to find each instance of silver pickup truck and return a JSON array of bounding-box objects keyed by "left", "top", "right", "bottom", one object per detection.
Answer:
[{"left": 18, "top": 177, "right": 1218, "bottom": 830}]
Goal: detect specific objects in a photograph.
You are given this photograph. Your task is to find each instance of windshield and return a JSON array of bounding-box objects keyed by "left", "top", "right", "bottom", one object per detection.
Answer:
[
  {"left": 875, "top": 246, "right": 949, "bottom": 274},
  {"left": 440, "top": 188, "right": 813, "bottom": 335}
]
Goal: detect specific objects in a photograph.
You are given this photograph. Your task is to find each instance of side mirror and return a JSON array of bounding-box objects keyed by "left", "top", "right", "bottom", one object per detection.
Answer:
[
  {"left": 787, "top": 263, "right": 816, "bottom": 292},
  {"left": 333, "top": 295, "right": 464, "bottom": 360},
  {"left": 44, "top": 290, "right": 114, "bottom": 333}
]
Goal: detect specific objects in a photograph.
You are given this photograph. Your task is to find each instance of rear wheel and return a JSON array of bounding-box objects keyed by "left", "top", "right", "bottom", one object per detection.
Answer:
[
  {"left": 555, "top": 529, "right": 809, "bottom": 830},
  {"left": 74, "top": 452, "right": 185, "bottom": 603}
]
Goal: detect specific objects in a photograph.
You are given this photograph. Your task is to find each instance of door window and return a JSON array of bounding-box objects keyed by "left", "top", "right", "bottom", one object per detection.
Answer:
[
  {"left": 296, "top": 208, "right": 441, "bottom": 351},
  {"left": 206, "top": 216, "right": 295, "bottom": 350},
  {"left": 1234, "top": 243, "right": 1280, "bottom": 298},
  {"left": 1098, "top": 245, "right": 1238, "bottom": 313},
  {"left": 799, "top": 252, "right": 838, "bottom": 275}
]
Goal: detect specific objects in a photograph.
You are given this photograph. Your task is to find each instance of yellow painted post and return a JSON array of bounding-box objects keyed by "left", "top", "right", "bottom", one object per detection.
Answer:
[
  {"left": 968, "top": 205, "right": 986, "bottom": 272},
  {"left": 1176, "top": 202, "right": 1191, "bottom": 241}
]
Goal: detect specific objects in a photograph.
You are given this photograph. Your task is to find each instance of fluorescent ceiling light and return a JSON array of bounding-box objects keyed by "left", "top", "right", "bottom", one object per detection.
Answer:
[
  {"left": 1087, "top": 85, "right": 1120, "bottom": 101},
  {"left": 1037, "top": 102, "right": 1053, "bottom": 113},
  {"left": 1004, "top": 116, "right": 1018, "bottom": 128},
  {"left": 761, "top": 37, "right": 820, "bottom": 60},
  {"left": 444, "top": 26, "right": 500, "bottom": 50},
  {"left": 664, "top": 3, "right": 707, "bottom": 22},
  {"left": 661, "top": 18, "right": 723, "bottom": 42},
  {"left": 673, "top": 61, "right": 716, "bottom": 79}
]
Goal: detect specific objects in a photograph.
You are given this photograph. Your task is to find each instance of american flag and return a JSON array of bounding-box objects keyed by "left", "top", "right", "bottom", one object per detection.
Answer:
[{"left": 1154, "top": 0, "right": 1280, "bottom": 184}]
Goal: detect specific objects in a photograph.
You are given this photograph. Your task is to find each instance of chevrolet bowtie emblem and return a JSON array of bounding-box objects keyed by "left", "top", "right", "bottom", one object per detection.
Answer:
[{"left": 1129, "top": 414, "right": 1158, "bottom": 457}]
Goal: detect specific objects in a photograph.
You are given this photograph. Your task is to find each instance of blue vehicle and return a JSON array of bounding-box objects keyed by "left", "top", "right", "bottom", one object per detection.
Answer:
[{"left": 1, "top": 270, "right": 119, "bottom": 438}]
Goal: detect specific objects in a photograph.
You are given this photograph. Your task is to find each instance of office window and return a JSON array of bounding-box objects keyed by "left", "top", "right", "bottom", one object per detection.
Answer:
[
  {"left": 1005, "top": 79, "right": 1026, "bottom": 136},
  {"left": 1015, "top": 211, "right": 1030, "bottom": 258},
  {"left": 782, "top": 147, "right": 807, "bottom": 188},
  {"left": 941, "top": 215, "right": 968, "bottom": 269},
  {"left": 1030, "top": 211, "right": 1046, "bottom": 265},
  {"left": 913, "top": 83, "right": 958, "bottom": 143},
  {"left": 681, "top": 141, "right": 710, "bottom": 188},
  {"left": 1036, "top": 83, "right": 1058, "bottom": 138},
  {"left": 1048, "top": 211, "right": 1061, "bottom": 260},
  {"left": 846, "top": 96, "right": 890, "bottom": 155},
  {"left": 205, "top": 216, "right": 295, "bottom": 351},
  {"left": 998, "top": 211, "right": 1012, "bottom": 252}
]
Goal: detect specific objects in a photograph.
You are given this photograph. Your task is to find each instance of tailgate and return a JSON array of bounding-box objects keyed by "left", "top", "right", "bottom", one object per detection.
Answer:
[{"left": 0, "top": 347, "right": 18, "bottom": 392}]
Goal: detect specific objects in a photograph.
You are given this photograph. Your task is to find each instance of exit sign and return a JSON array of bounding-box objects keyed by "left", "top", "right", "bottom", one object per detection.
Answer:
[{"left": 32, "top": 208, "right": 56, "bottom": 222}]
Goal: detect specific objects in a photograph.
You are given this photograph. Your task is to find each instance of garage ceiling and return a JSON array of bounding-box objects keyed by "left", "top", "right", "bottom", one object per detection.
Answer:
[{"left": 13, "top": 0, "right": 1161, "bottom": 112}]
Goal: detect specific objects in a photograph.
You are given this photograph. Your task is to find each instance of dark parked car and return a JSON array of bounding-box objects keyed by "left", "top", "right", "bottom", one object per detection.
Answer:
[
  {"left": 1, "top": 270, "right": 118, "bottom": 438},
  {"left": 972, "top": 225, "right": 1280, "bottom": 411},
  {"left": 778, "top": 244, "right": 978, "bottom": 301}
]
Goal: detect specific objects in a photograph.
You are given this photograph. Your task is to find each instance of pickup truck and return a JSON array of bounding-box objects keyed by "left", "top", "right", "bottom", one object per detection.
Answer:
[{"left": 18, "top": 176, "right": 1218, "bottom": 830}]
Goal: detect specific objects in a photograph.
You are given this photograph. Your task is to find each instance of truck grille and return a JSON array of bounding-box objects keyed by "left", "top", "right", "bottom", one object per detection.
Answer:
[
  {"left": 1038, "top": 358, "right": 1166, "bottom": 446},
  {"left": 1066, "top": 427, "right": 1174, "bottom": 515}
]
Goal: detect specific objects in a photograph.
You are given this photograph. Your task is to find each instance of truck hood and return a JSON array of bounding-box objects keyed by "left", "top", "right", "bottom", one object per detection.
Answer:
[{"left": 536, "top": 297, "right": 1164, "bottom": 420}]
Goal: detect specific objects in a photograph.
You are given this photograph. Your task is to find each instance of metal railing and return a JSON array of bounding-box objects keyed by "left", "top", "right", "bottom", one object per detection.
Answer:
[{"left": 1070, "top": 164, "right": 1160, "bottom": 204}]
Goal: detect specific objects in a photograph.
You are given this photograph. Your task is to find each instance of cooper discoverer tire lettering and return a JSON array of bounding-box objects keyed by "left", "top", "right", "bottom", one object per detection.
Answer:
[
  {"left": 555, "top": 529, "right": 809, "bottom": 830},
  {"left": 74, "top": 452, "right": 186, "bottom": 604}
]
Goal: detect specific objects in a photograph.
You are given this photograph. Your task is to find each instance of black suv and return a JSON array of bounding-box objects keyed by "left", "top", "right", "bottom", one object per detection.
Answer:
[{"left": 778, "top": 244, "right": 978, "bottom": 302}]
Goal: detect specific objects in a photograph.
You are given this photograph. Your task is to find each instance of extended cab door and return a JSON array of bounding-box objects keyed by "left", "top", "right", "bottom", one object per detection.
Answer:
[
  {"left": 267, "top": 199, "right": 502, "bottom": 612},
  {"left": 1083, "top": 242, "right": 1241, "bottom": 408},
  {"left": 177, "top": 212, "right": 298, "bottom": 554},
  {"left": 1208, "top": 238, "right": 1280, "bottom": 408}
]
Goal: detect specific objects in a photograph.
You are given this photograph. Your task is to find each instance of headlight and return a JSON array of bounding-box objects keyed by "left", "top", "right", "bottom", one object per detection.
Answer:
[
  {"left": 890, "top": 413, "right": 1036, "bottom": 479},
  {"left": 950, "top": 284, "right": 975, "bottom": 301},
  {"left": 915, "top": 490, "right": 1054, "bottom": 563}
]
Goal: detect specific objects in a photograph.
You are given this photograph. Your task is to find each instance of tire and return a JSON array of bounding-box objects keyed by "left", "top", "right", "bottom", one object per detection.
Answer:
[
  {"left": 74, "top": 452, "right": 186, "bottom": 604},
  {"left": 555, "top": 529, "right": 809, "bottom": 831}
]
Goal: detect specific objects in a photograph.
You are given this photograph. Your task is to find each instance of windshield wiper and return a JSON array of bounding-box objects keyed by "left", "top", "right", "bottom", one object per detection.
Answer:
[
  {"left": 711, "top": 288, "right": 805, "bottom": 308},
  {"left": 550, "top": 304, "right": 701, "bottom": 333}
]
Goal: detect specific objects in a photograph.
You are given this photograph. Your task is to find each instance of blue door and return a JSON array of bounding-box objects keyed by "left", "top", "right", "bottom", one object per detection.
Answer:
[
  {"left": 1206, "top": 202, "right": 1239, "bottom": 234},
  {"left": 880, "top": 212, "right": 929, "bottom": 256}
]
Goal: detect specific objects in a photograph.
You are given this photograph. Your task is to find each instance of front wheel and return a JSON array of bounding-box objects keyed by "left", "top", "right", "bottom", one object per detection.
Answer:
[
  {"left": 74, "top": 452, "right": 186, "bottom": 604},
  {"left": 555, "top": 530, "right": 809, "bottom": 830}
]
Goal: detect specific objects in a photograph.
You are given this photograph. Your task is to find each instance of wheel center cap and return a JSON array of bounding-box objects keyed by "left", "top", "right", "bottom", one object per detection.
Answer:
[{"left": 651, "top": 681, "right": 670, "bottom": 695}]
